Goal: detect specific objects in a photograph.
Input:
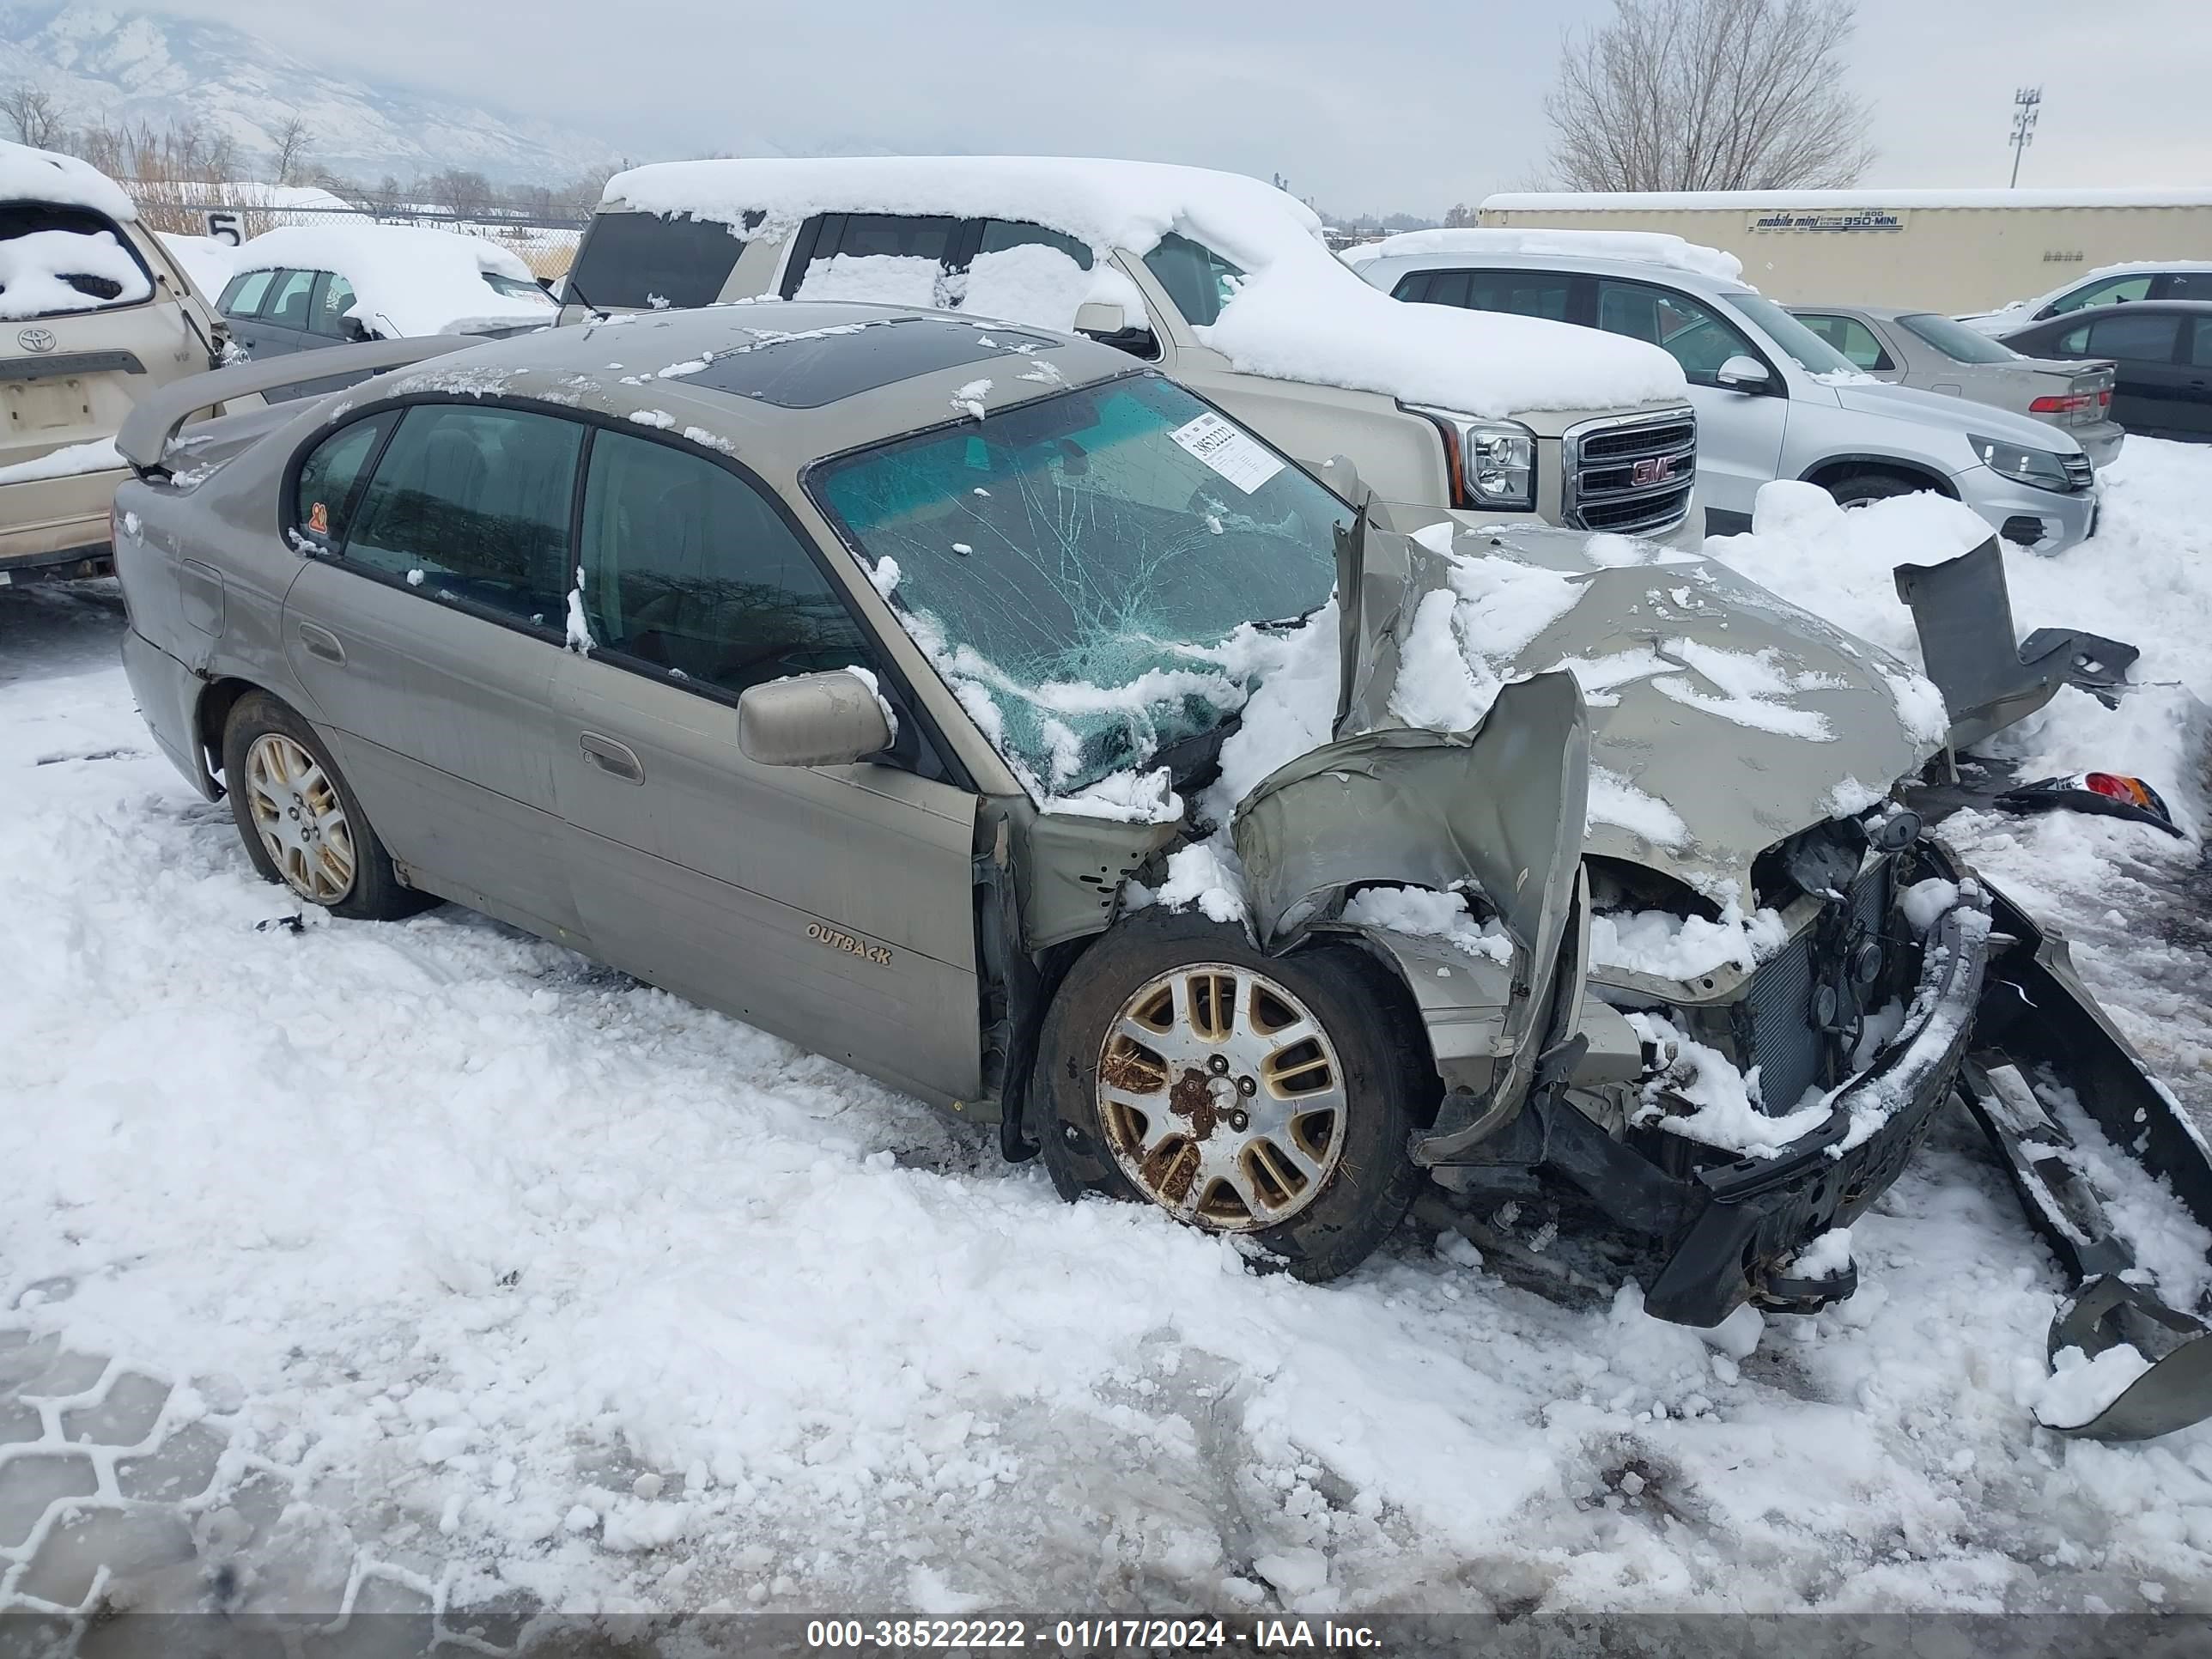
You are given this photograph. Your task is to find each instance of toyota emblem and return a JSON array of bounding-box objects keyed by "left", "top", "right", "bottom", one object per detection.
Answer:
[
  {"left": 16, "top": 327, "right": 57, "bottom": 354},
  {"left": 1631, "top": 455, "right": 1674, "bottom": 487}
]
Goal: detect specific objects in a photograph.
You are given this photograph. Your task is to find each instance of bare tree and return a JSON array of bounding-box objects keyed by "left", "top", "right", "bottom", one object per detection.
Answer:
[
  {"left": 2, "top": 82, "right": 68, "bottom": 149},
  {"left": 1541, "top": 0, "right": 1875, "bottom": 191},
  {"left": 268, "top": 113, "right": 313, "bottom": 185},
  {"left": 1442, "top": 202, "right": 1478, "bottom": 228}
]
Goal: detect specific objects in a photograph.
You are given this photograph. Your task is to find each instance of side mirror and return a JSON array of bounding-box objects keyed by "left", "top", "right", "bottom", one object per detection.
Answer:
[
  {"left": 738, "top": 671, "right": 893, "bottom": 768},
  {"left": 341, "top": 316, "right": 373, "bottom": 343},
  {"left": 1717, "top": 355, "right": 1772, "bottom": 392},
  {"left": 1313, "top": 453, "right": 1364, "bottom": 502},
  {"left": 1073, "top": 300, "right": 1125, "bottom": 337}
]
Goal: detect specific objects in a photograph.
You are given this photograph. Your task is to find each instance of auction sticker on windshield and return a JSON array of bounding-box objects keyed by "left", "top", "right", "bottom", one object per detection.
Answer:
[{"left": 1169, "top": 410, "right": 1284, "bottom": 495}]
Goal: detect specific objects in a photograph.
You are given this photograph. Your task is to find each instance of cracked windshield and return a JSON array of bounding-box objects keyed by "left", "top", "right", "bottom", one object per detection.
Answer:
[{"left": 811, "top": 374, "right": 1350, "bottom": 798}]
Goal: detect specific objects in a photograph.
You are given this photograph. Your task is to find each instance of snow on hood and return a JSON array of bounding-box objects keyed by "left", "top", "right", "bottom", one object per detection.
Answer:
[
  {"left": 603, "top": 156, "right": 1688, "bottom": 419},
  {"left": 231, "top": 226, "right": 553, "bottom": 337},
  {"left": 0, "top": 139, "right": 136, "bottom": 221},
  {"left": 1355, "top": 226, "right": 1745, "bottom": 285}
]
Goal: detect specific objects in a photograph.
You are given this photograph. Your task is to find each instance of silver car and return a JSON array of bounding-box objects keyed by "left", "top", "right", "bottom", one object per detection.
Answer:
[
  {"left": 108, "top": 304, "right": 2212, "bottom": 1437},
  {"left": 1788, "top": 303, "right": 2123, "bottom": 469}
]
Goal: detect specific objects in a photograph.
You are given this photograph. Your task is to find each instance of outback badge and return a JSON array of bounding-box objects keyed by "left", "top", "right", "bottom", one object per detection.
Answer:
[{"left": 806, "top": 920, "right": 892, "bottom": 966}]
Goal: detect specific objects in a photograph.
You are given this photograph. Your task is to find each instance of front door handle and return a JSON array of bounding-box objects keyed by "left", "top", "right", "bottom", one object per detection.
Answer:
[
  {"left": 579, "top": 731, "right": 644, "bottom": 784},
  {"left": 295, "top": 620, "right": 345, "bottom": 663}
]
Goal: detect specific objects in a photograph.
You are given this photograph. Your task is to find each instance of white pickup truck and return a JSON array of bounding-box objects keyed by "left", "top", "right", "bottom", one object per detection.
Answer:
[{"left": 562, "top": 156, "right": 1702, "bottom": 546}]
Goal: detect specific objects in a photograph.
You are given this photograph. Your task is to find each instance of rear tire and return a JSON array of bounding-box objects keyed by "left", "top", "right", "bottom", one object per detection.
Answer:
[
  {"left": 221, "top": 691, "right": 430, "bottom": 921},
  {"left": 1034, "top": 908, "right": 1428, "bottom": 1281},
  {"left": 1825, "top": 471, "right": 1925, "bottom": 509}
]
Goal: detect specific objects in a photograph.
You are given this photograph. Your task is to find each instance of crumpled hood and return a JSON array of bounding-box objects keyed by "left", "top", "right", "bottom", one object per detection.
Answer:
[{"left": 1341, "top": 519, "right": 1946, "bottom": 901}]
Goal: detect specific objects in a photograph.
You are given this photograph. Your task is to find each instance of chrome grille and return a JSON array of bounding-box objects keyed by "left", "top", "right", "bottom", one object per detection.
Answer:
[{"left": 1563, "top": 411, "right": 1698, "bottom": 536}]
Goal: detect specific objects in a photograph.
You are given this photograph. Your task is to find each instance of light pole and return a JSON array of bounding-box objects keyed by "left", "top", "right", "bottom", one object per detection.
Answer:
[{"left": 2009, "top": 87, "right": 2043, "bottom": 188}]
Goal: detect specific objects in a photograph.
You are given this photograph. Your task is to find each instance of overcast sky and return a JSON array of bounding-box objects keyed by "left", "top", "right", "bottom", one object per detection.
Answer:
[{"left": 149, "top": 0, "right": 2212, "bottom": 216}]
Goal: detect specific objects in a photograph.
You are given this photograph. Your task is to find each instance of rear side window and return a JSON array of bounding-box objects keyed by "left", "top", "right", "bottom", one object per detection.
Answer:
[
  {"left": 788, "top": 213, "right": 963, "bottom": 307},
  {"left": 2085, "top": 312, "right": 2181, "bottom": 362},
  {"left": 2190, "top": 317, "right": 2212, "bottom": 368},
  {"left": 568, "top": 211, "right": 748, "bottom": 310},
  {"left": 976, "top": 220, "right": 1092, "bottom": 269},
  {"left": 1441, "top": 270, "right": 1574, "bottom": 321},
  {"left": 577, "top": 429, "right": 871, "bottom": 695},
  {"left": 343, "top": 404, "right": 585, "bottom": 627},
  {"left": 294, "top": 413, "right": 397, "bottom": 549},
  {"left": 2052, "top": 274, "right": 2153, "bottom": 314},
  {"left": 2166, "top": 272, "right": 2212, "bottom": 301},
  {"left": 262, "top": 270, "right": 316, "bottom": 330},
  {"left": 1141, "top": 233, "right": 1244, "bottom": 327},
  {"left": 1389, "top": 270, "right": 1432, "bottom": 303},
  {"left": 220, "top": 268, "right": 276, "bottom": 318}
]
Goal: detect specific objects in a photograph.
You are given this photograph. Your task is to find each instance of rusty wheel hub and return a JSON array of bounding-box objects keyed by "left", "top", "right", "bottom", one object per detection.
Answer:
[
  {"left": 1097, "top": 963, "right": 1347, "bottom": 1231},
  {"left": 244, "top": 732, "right": 357, "bottom": 906}
]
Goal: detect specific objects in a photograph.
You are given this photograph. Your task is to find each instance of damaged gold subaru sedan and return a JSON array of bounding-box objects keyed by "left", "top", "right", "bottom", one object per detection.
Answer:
[{"left": 112, "top": 303, "right": 2212, "bottom": 1439}]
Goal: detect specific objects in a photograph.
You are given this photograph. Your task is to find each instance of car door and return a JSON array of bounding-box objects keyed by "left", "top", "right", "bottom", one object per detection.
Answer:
[
  {"left": 2078, "top": 309, "right": 2186, "bottom": 435},
  {"left": 281, "top": 400, "right": 590, "bottom": 940},
  {"left": 216, "top": 268, "right": 277, "bottom": 354},
  {"left": 1590, "top": 276, "right": 1787, "bottom": 525},
  {"left": 254, "top": 269, "right": 316, "bottom": 356},
  {"left": 291, "top": 271, "right": 374, "bottom": 398},
  {"left": 2176, "top": 315, "right": 2212, "bottom": 441},
  {"left": 546, "top": 425, "right": 981, "bottom": 1104}
]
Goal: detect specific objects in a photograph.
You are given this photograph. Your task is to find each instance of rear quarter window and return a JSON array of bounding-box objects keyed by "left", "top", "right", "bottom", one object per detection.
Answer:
[
  {"left": 293, "top": 412, "right": 397, "bottom": 549},
  {"left": 569, "top": 210, "right": 750, "bottom": 310}
]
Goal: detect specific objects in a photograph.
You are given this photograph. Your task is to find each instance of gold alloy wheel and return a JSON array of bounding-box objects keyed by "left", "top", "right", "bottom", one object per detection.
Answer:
[
  {"left": 1097, "top": 963, "right": 1349, "bottom": 1231},
  {"left": 243, "top": 732, "right": 357, "bottom": 905}
]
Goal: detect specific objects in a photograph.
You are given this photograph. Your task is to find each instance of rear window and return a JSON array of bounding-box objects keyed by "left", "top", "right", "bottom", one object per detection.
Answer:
[
  {"left": 0, "top": 202, "right": 155, "bottom": 321},
  {"left": 568, "top": 210, "right": 751, "bottom": 311},
  {"left": 1896, "top": 312, "right": 2018, "bottom": 365}
]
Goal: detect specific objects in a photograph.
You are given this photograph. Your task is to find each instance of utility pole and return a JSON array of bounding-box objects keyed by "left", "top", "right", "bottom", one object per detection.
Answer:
[{"left": 2009, "top": 87, "right": 2042, "bottom": 188}]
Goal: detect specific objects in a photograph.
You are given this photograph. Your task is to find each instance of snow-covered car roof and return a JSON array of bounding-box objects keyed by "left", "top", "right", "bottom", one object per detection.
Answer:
[
  {"left": 1484, "top": 186, "right": 2212, "bottom": 210},
  {"left": 0, "top": 138, "right": 137, "bottom": 222},
  {"left": 1957, "top": 258, "right": 2212, "bottom": 325},
  {"left": 230, "top": 225, "right": 555, "bottom": 337},
  {"left": 601, "top": 156, "right": 1690, "bottom": 420},
  {"left": 1348, "top": 227, "right": 1745, "bottom": 285}
]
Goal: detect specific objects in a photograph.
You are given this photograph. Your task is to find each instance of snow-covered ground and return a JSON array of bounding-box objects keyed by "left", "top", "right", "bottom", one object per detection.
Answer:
[{"left": 3, "top": 447, "right": 2210, "bottom": 1632}]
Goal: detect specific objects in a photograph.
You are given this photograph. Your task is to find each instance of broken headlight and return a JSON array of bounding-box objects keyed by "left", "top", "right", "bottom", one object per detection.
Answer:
[{"left": 1411, "top": 406, "right": 1536, "bottom": 512}]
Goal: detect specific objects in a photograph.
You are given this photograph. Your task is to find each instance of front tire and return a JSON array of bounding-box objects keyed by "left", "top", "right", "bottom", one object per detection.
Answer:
[
  {"left": 221, "top": 691, "right": 429, "bottom": 921},
  {"left": 1035, "top": 910, "right": 1428, "bottom": 1280},
  {"left": 1826, "top": 471, "right": 1924, "bottom": 509}
]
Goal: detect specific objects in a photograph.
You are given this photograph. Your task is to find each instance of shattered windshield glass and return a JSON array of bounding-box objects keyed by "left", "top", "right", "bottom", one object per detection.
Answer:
[{"left": 810, "top": 373, "right": 1350, "bottom": 802}]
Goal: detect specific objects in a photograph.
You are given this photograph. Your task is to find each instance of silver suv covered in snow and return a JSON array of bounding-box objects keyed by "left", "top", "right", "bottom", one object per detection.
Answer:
[
  {"left": 0, "top": 139, "right": 228, "bottom": 584},
  {"left": 1359, "top": 240, "right": 2103, "bottom": 551},
  {"left": 109, "top": 307, "right": 2212, "bottom": 1440},
  {"left": 564, "top": 157, "right": 1705, "bottom": 547}
]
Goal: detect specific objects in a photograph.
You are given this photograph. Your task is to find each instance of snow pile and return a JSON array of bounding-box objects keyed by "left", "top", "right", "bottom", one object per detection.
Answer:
[
  {"left": 1785, "top": 1227, "right": 1854, "bottom": 1282},
  {"left": 0, "top": 434, "right": 121, "bottom": 487},
  {"left": 0, "top": 138, "right": 137, "bottom": 221},
  {"left": 794, "top": 253, "right": 942, "bottom": 309},
  {"left": 0, "top": 227, "right": 152, "bottom": 319},
  {"left": 1626, "top": 1012, "right": 1831, "bottom": 1151},
  {"left": 1594, "top": 896, "right": 1789, "bottom": 983},
  {"left": 605, "top": 155, "right": 1688, "bottom": 417},
  {"left": 1357, "top": 227, "right": 1745, "bottom": 285},
  {"left": 229, "top": 226, "right": 554, "bottom": 337},
  {"left": 1340, "top": 884, "right": 1512, "bottom": 965},
  {"left": 2033, "top": 1344, "right": 2155, "bottom": 1431},
  {"left": 156, "top": 231, "right": 236, "bottom": 301}
]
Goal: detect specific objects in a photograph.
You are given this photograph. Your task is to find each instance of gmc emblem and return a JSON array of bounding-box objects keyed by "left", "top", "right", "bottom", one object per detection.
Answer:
[{"left": 1631, "top": 455, "right": 1675, "bottom": 487}]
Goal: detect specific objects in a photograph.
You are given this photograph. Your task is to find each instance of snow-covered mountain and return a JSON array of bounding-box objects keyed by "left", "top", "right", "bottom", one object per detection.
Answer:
[{"left": 0, "top": 2, "right": 617, "bottom": 183}]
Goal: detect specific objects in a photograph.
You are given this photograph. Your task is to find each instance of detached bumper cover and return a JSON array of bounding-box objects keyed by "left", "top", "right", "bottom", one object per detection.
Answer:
[{"left": 1642, "top": 888, "right": 1991, "bottom": 1327}]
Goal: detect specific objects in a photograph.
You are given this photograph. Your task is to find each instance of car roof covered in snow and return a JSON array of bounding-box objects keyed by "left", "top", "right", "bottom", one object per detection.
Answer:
[
  {"left": 231, "top": 224, "right": 551, "bottom": 336},
  {"left": 598, "top": 155, "right": 1691, "bottom": 420},
  {"left": 1360, "top": 245, "right": 1756, "bottom": 299},
  {"left": 1348, "top": 227, "right": 1746, "bottom": 285},
  {"left": 0, "top": 138, "right": 137, "bottom": 222},
  {"left": 358, "top": 300, "right": 1135, "bottom": 471}
]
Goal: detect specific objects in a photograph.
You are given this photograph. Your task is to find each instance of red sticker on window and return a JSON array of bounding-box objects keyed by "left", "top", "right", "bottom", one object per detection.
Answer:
[{"left": 307, "top": 501, "right": 329, "bottom": 533}]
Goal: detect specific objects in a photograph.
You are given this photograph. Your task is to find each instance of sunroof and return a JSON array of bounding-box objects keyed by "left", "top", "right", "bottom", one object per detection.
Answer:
[{"left": 673, "top": 315, "right": 1064, "bottom": 410}]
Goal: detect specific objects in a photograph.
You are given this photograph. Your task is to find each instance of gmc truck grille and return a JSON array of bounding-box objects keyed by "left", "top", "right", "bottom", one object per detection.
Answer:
[
  {"left": 1741, "top": 856, "right": 1894, "bottom": 1115},
  {"left": 1564, "top": 413, "right": 1698, "bottom": 537}
]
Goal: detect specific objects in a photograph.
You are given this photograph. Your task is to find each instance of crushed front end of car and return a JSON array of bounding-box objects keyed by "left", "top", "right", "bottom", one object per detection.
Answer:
[{"left": 1222, "top": 504, "right": 2212, "bottom": 1440}]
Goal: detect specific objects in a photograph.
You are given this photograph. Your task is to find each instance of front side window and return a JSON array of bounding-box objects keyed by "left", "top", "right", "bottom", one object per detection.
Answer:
[
  {"left": 0, "top": 202, "right": 155, "bottom": 320},
  {"left": 793, "top": 212, "right": 962, "bottom": 308},
  {"left": 577, "top": 429, "right": 871, "bottom": 696},
  {"left": 1597, "top": 279, "right": 1769, "bottom": 385},
  {"left": 976, "top": 220, "right": 1093, "bottom": 270},
  {"left": 811, "top": 374, "right": 1348, "bottom": 798},
  {"left": 309, "top": 273, "right": 359, "bottom": 338},
  {"left": 293, "top": 413, "right": 397, "bottom": 550},
  {"left": 1896, "top": 311, "right": 2019, "bottom": 365},
  {"left": 1723, "top": 292, "right": 1861, "bottom": 377},
  {"left": 2189, "top": 317, "right": 2212, "bottom": 368},
  {"left": 342, "top": 404, "right": 584, "bottom": 627},
  {"left": 2085, "top": 312, "right": 2181, "bottom": 362},
  {"left": 1795, "top": 313, "right": 1892, "bottom": 371},
  {"left": 1141, "top": 232, "right": 1244, "bottom": 327},
  {"left": 219, "top": 268, "right": 276, "bottom": 319},
  {"left": 2051, "top": 274, "right": 2153, "bottom": 314},
  {"left": 261, "top": 269, "right": 316, "bottom": 331}
]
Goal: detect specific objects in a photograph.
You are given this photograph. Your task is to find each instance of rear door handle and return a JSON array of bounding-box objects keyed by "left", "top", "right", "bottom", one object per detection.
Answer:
[
  {"left": 295, "top": 620, "right": 345, "bottom": 663},
  {"left": 579, "top": 731, "right": 644, "bottom": 784}
]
